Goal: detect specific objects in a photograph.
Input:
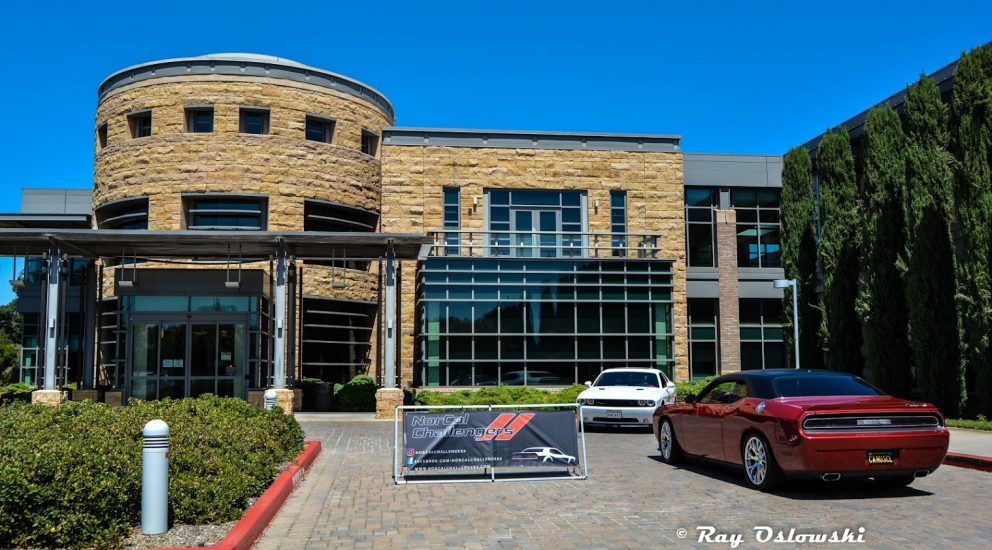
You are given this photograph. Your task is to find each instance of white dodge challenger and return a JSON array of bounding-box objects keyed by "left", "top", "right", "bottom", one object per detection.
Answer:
[{"left": 577, "top": 368, "right": 676, "bottom": 427}]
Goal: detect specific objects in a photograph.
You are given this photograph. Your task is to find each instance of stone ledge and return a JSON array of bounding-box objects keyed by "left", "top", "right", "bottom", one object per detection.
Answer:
[{"left": 31, "top": 389, "right": 68, "bottom": 406}]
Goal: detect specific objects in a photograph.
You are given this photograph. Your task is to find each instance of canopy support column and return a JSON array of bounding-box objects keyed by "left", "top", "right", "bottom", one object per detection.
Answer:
[
  {"left": 383, "top": 241, "right": 397, "bottom": 389},
  {"left": 273, "top": 247, "right": 287, "bottom": 390}
]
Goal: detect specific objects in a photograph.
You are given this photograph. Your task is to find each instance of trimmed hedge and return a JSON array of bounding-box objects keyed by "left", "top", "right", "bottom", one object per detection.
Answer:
[
  {"left": 414, "top": 384, "right": 586, "bottom": 406},
  {"left": 335, "top": 375, "right": 377, "bottom": 412},
  {"left": 0, "top": 383, "right": 32, "bottom": 403},
  {"left": 0, "top": 396, "right": 304, "bottom": 549}
]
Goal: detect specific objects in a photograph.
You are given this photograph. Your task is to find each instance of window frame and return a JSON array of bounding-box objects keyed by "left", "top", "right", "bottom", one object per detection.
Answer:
[
  {"left": 305, "top": 114, "right": 335, "bottom": 143},
  {"left": 732, "top": 189, "right": 781, "bottom": 268},
  {"left": 97, "top": 122, "right": 109, "bottom": 149},
  {"left": 739, "top": 299, "right": 786, "bottom": 370},
  {"left": 185, "top": 105, "right": 215, "bottom": 133},
  {"left": 127, "top": 109, "right": 152, "bottom": 139},
  {"left": 684, "top": 186, "right": 717, "bottom": 268},
  {"left": 239, "top": 106, "right": 270, "bottom": 135},
  {"left": 184, "top": 195, "right": 268, "bottom": 231},
  {"left": 360, "top": 129, "right": 379, "bottom": 156}
]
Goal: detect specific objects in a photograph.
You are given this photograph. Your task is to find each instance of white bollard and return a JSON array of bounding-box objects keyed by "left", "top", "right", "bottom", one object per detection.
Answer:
[
  {"left": 142, "top": 419, "right": 169, "bottom": 535},
  {"left": 264, "top": 389, "right": 278, "bottom": 411}
]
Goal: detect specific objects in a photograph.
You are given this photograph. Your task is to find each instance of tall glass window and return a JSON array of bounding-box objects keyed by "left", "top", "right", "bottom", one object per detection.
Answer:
[
  {"left": 685, "top": 187, "right": 716, "bottom": 267},
  {"left": 610, "top": 190, "right": 627, "bottom": 256},
  {"left": 486, "top": 189, "right": 586, "bottom": 257},
  {"left": 739, "top": 299, "right": 786, "bottom": 370},
  {"left": 688, "top": 299, "right": 719, "bottom": 379},
  {"left": 418, "top": 258, "right": 675, "bottom": 386},
  {"left": 733, "top": 189, "right": 781, "bottom": 268},
  {"left": 442, "top": 187, "right": 460, "bottom": 256}
]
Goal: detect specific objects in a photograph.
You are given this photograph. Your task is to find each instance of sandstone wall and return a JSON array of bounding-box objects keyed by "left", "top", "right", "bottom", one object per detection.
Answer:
[{"left": 379, "top": 145, "right": 688, "bottom": 384}]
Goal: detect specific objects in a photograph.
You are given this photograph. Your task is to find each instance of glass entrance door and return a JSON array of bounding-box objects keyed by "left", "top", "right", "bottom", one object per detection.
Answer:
[
  {"left": 512, "top": 209, "right": 560, "bottom": 257},
  {"left": 129, "top": 318, "right": 247, "bottom": 400}
]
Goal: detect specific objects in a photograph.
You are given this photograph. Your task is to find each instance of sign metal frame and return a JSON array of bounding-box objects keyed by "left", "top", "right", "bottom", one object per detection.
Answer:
[{"left": 393, "top": 403, "right": 589, "bottom": 485}]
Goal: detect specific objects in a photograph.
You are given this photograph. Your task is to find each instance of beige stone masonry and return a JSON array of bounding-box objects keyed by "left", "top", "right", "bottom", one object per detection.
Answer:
[{"left": 31, "top": 390, "right": 68, "bottom": 406}]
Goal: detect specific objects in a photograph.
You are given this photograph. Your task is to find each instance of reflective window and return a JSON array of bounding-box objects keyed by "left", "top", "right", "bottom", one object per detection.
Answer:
[
  {"left": 610, "top": 190, "right": 627, "bottom": 256},
  {"left": 733, "top": 189, "right": 781, "bottom": 268},
  {"left": 185, "top": 107, "right": 214, "bottom": 133},
  {"left": 305, "top": 115, "right": 334, "bottom": 143},
  {"left": 685, "top": 187, "right": 716, "bottom": 267},
  {"left": 128, "top": 111, "right": 152, "bottom": 138},
  {"left": 239, "top": 108, "right": 269, "bottom": 135},
  {"left": 699, "top": 380, "right": 747, "bottom": 404},
  {"left": 185, "top": 196, "right": 266, "bottom": 230},
  {"left": 418, "top": 258, "right": 675, "bottom": 386},
  {"left": 97, "top": 197, "right": 148, "bottom": 230},
  {"left": 442, "top": 187, "right": 460, "bottom": 256},
  {"left": 740, "top": 299, "right": 786, "bottom": 370},
  {"left": 361, "top": 130, "right": 379, "bottom": 156},
  {"left": 486, "top": 189, "right": 586, "bottom": 257},
  {"left": 688, "top": 299, "right": 719, "bottom": 379}
]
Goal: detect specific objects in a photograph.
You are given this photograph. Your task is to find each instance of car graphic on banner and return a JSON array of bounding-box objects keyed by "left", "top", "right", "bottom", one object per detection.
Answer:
[{"left": 511, "top": 447, "right": 577, "bottom": 464}]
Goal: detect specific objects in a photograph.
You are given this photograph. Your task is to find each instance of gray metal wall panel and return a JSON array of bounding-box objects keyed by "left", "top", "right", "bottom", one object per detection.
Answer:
[
  {"left": 739, "top": 281, "right": 784, "bottom": 299},
  {"left": 686, "top": 280, "right": 719, "bottom": 299},
  {"left": 684, "top": 153, "right": 783, "bottom": 188},
  {"left": 20, "top": 189, "right": 93, "bottom": 214},
  {"left": 382, "top": 128, "right": 680, "bottom": 152}
]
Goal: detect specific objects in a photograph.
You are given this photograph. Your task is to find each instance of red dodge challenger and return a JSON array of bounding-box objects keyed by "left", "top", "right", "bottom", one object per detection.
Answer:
[{"left": 652, "top": 369, "right": 950, "bottom": 491}]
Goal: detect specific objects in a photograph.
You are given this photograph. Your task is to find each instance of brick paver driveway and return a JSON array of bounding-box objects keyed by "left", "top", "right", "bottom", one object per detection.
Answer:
[{"left": 254, "top": 420, "right": 992, "bottom": 549}]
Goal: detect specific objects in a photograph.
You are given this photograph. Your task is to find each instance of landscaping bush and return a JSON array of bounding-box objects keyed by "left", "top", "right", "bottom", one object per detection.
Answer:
[
  {"left": 0, "top": 382, "right": 32, "bottom": 403},
  {"left": 947, "top": 414, "right": 992, "bottom": 431},
  {"left": 414, "top": 384, "right": 587, "bottom": 406},
  {"left": 335, "top": 375, "right": 377, "bottom": 411},
  {"left": 0, "top": 396, "right": 304, "bottom": 549},
  {"left": 300, "top": 377, "right": 333, "bottom": 412},
  {"left": 675, "top": 377, "right": 715, "bottom": 402}
]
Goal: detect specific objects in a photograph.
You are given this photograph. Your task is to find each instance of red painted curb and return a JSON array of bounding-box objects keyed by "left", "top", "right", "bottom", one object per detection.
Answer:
[
  {"left": 162, "top": 439, "right": 322, "bottom": 550},
  {"left": 944, "top": 452, "right": 992, "bottom": 473}
]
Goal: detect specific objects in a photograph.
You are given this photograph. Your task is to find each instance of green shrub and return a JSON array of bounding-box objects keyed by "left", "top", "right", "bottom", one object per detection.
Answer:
[
  {"left": 335, "top": 375, "right": 377, "bottom": 412},
  {"left": 675, "top": 377, "right": 715, "bottom": 402},
  {"left": 0, "top": 382, "right": 32, "bottom": 403},
  {"left": 299, "top": 377, "right": 333, "bottom": 412},
  {"left": 947, "top": 414, "right": 992, "bottom": 431},
  {"left": 0, "top": 396, "right": 304, "bottom": 549},
  {"left": 414, "top": 384, "right": 587, "bottom": 407}
]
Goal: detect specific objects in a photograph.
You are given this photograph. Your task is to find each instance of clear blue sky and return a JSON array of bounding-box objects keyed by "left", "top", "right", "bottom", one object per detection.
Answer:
[{"left": 0, "top": 0, "right": 989, "bottom": 301}]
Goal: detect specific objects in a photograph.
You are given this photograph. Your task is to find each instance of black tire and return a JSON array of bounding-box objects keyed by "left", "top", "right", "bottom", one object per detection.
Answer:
[
  {"left": 741, "top": 433, "right": 784, "bottom": 492},
  {"left": 876, "top": 475, "right": 915, "bottom": 488},
  {"left": 657, "top": 418, "right": 683, "bottom": 464}
]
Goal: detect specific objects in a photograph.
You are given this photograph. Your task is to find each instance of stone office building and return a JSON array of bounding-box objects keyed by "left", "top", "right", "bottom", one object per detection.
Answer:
[{"left": 0, "top": 54, "right": 785, "bottom": 408}]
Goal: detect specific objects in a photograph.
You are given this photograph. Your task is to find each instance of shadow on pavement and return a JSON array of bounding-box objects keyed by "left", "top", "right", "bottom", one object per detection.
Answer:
[{"left": 646, "top": 455, "right": 934, "bottom": 500}]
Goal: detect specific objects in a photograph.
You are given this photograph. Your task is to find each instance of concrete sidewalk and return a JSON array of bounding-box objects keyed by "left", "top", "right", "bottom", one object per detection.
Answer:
[{"left": 949, "top": 427, "right": 992, "bottom": 457}]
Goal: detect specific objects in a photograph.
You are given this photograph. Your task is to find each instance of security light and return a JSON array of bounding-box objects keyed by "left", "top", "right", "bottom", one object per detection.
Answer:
[{"left": 772, "top": 279, "right": 793, "bottom": 289}]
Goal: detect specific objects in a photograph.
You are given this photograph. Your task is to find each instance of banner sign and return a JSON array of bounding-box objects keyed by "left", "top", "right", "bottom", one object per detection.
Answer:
[{"left": 402, "top": 410, "right": 580, "bottom": 471}]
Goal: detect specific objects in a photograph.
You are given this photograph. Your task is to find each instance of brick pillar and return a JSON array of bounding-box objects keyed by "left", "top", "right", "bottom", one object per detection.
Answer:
[{"left": 715, "top": 209, "right": 741, "bottom": 373}]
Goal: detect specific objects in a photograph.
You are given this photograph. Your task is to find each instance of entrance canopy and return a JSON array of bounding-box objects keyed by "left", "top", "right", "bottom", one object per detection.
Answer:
[{"left": 0, "top": 229, "right": 431, "bottom": 260}]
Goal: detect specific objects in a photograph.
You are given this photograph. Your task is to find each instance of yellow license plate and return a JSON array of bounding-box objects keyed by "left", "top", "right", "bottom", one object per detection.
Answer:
[{"left": 868, "top": 451, "right": 895, "bottom": 465}]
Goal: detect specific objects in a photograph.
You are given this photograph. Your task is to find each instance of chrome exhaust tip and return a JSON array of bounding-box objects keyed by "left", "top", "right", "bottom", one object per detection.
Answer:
[
  {"left": 914, "top": 470, "right": 929, "bottom": 478},
  {"left": 821, "top": 473, "right": 842, "bottom": 481}
]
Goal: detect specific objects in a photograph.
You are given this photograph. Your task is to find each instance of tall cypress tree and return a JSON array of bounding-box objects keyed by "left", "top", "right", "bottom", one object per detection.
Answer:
[
  {"left": 858, "top": 106, "right": 913, "bottom": 397},
  {"left": 816, "top": 129, "right": 863, "bottom": 374},
  {"left": 949, "top": 44, "right": 992, "bottom": 416},
  {"left": 781, "top": 147, "right": 824, "bottom": 371},
  {"left": 903, "top": 75, "right": 965, "bottom": 416}
]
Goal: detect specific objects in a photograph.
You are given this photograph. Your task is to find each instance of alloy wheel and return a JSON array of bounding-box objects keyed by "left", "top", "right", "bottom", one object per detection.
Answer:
[
  {"left": 660, "top": 421, "right": 673, "bottom": 460},
  {"left": 744, "top": 436, "right": 768, "bottom": 486}
]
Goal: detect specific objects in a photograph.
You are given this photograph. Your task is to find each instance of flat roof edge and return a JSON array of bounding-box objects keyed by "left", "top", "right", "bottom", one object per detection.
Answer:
[
  {"left": 383, "top": 127, "right": 680, "bottom": 152},
  {"left": 98, "top": 54, "right": 394, "bottom": 122}
]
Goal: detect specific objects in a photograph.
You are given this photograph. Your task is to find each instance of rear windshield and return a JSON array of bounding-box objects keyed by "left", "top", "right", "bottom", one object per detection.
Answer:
[
  {"left": 595, "top": 371, "right": 661, "bottom": 387},
  {"left": 772, "top": 375, "right": 883, "bottom": 398}
]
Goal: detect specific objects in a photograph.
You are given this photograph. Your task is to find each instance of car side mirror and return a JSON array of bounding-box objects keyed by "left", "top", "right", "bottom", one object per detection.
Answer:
[
  {"left": 667, "top": 381, "right": 675, "bottom": 389},
  {"left": 685, "top": 394, "right": 697, "bottom": 404},
  {"left": 584, "top": 381, "right": 592, "bottom": 388}
]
